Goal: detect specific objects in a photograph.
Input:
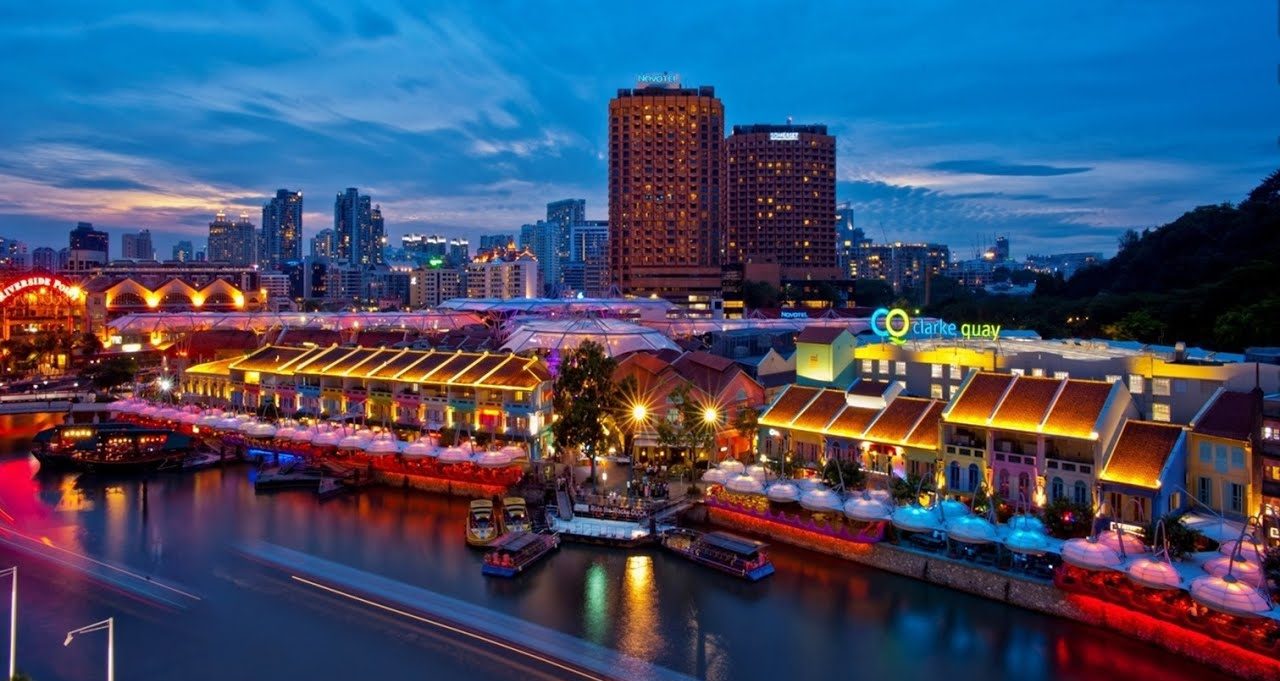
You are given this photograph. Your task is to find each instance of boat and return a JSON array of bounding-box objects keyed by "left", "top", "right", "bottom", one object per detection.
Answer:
[
  {"left": 31, "top": 423, "right": 148, "bottom": 472},
  {"left": 466, "top": 499, "right": 501, "bottom": 547},
  {"left": 660, "top": 528, "right": 775, "bottom": 581},
  {"left": 180, "top": 450, "right": 224, "bottom": 471},
  {"left": 254, "top": 462, "right": 325, "bottom": 492},
  {"left": 502, "top": 497, "right": 531, "bottom": 534},
  {"left": 63, "top": 426, "right": 192, "bottom": 474},
  {"left": 317, "top": 477, "right": 349, "bottom": 501},
  {"left": 481, "top": 531, "right": 560, "bottom": 577}
]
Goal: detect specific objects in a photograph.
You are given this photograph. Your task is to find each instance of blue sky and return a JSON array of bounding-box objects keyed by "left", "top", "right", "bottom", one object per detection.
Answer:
[{"left": 0, "top": 1, "right": 1276, "bottom": 259}]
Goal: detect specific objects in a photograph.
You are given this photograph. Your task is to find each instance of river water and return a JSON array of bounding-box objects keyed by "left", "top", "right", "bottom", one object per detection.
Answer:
[{"left": 0, "top": 413, "right": 1231, "bottom": 681}]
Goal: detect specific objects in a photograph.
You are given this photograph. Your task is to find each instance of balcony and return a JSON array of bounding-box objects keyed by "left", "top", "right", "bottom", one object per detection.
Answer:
[{"left": 944, "top": 443, "right": 985, "bottom": 459}]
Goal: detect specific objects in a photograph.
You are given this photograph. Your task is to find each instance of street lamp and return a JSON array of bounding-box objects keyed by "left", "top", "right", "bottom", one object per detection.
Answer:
[
  {"left": 627, "top": 402, "right": 651, "bottom": 494},
  {"left": 702, "top": 406, "right": 719, "bottom": 464},
  {"left": 0, "top": 567, "right": 14, "bottom": 681},
  {"left": 64, "top": 617, "right": 114, "bottom": 681}
]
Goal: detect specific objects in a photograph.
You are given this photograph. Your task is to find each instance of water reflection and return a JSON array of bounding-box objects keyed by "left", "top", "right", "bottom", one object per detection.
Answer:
[
  {"left": 582, "top": 561, "right": 609, "bottom": 644},
  {"left": 619, "top": 554, "right": 659, "bottom": 659}
]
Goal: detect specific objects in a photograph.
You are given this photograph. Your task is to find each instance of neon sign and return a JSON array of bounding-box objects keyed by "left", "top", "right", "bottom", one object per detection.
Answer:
[
  {"left": 0, "top": 275, "right": 82, "bottom": 306},
  {"left": 870, "top": 307, "right": 1001, "bottom": 346},
  {"left": 636, "top": 72, "right": 680, "bottom": 86},
  {"left": 769, "top": 132, "right": 800, "bottom": 141}
]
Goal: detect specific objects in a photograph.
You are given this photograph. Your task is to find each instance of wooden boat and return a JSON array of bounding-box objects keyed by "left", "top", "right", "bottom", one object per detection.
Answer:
[
  {"left": 466, "top": 499, "right": 501, "bottom": 547},
  {"left": 68, "top": 427, "right": 192, "bottom": 474},
  {"left": 32, "top": 423, "right": 170, "bottom": 472},
  {"left": 660, "top": 529, "right": 775, "bottom": 581},
  {"left": 502, "top": 497, "right": 531, "bottom": 534},
  {"left": 481, "top": 531, "right": 560, "bottom": 578}
]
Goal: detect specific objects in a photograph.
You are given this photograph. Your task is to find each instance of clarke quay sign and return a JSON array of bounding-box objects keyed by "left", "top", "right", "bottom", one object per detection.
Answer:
[{"left": 870, "top": 307, "right": 1001, "bottom": 346}]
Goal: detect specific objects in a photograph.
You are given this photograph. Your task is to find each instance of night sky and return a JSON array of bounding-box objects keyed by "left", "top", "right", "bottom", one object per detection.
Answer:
[{"left": 1, "top": 1, "right": 1276, "bottom": 258}]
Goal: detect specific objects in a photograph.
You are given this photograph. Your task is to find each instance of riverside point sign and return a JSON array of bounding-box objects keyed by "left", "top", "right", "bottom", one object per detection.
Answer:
[
  {"left": 870, "top": 307, "right": 1001, "bottom": 346},
  {"left": 0, "top": 275, "right": 82, "bottom": 307}
]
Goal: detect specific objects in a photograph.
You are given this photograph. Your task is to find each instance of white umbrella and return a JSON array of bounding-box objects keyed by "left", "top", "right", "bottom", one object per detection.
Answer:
[
  {"left": 1189, "top": 574, "right": 1272, "bottom": 617},
  {"left": 338, "top": 434, "right": 371, "bottom": 450},
  {"left": 197, "top": 411, "right": 223, "bottom": 427},
  {"left": 438, "top": 447, "right": 470, "bottom": 464},
  {"left": 718, "top": 460, "right": 745, "bottom": 475},
  {"left": 1098, "top": 530, "right": 1146, "bottom": 556},
  {"left": 158, "top": 407, "right": 183, "bottom": 421},
  {"left": 237, "top": 419, "right": 261, "bottom": 434},
  {"left": 1061, "top": 537, "right": 1122, "bottom": 570},
  {"left": 475, "top": 450, "right": 516, "bottom": 468},
  {"left": 500, "top": 445, "right": 525, "bottom": 459},
  {"left": 936, "top": 498, "right": 972, "bottom": 519},
  {"left": 946, "top": 516, "right": 997, "bottom": 544},
  {"left": 1005, "top": 529, "right": 1050, "bottom": 556},
  {"left": 1127, "top": 558, "right": 1182, "bottom": 590},
  {"left": 701, "top": 468, "right": 728, "bottom": 484},
  {"left": 844, "top": 493, "right": 892, "bottom": 521},
  {"left": 179, "top": 410, "right": 203, "bottom": 425},
  {"left": 800, "top": 488, "right": 842, "bottom": 512},
  {"left": 245, "top": 422, "right": 277, "bottom": 438},
  {"left": 1007, "top": 514, "right": 1046, "bottom": 534},
  {"left": 1219, "top": 540, "right": 1263, "bottom": 562},
  {"left": 746, "top": 464, "right": 768, "bottom": 481},
  {"left": 312, "top": 430, "right": 341, "bottom": 447},
  {"left": 1203, "top": 555, "right": 1265, "bottom": 588},
  {"left": 364, "top": 435, "right": 401, "bottom": 455},
  {"left": 725, "top": 474, "right": 765, "bottom": 495},
  {"left": 274, "top": 423, "right": 299, "bottom": 441},
  {"left": 892, "top": 505, "right": 941, "bottom": 533},
  {"left": 765, "top": 481, "right": 800, "bottom": 503},
  {"left": 403, "top": 439, "right": 434, "bottom": 457},
  {"left": 215, "top": 416, "right": 242, "bottom": 431}
]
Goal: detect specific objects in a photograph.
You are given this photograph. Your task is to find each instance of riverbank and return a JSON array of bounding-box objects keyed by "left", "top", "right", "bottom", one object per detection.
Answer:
[{"left": 701, "top": 502, "right": 1280, "bottom": 681}]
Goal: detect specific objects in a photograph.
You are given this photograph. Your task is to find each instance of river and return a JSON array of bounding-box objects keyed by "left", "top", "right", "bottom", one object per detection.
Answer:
[{"left": 0, "top": 413, "right": 1232, "bottom": 681}]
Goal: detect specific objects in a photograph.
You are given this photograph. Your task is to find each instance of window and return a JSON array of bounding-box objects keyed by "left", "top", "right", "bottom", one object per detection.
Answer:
[
  {"left": 1051, "top": 477, "right": 1064, "bottom": 501},
  {"left": 1152, "top": 404, "right": 1171, "bottom": 422},
  {"left": 1018, "top": 472, "right": 1031, "bottom": 502},
  {"left": 1196, "top": 476, "right": 1213, "bottom": 506},
  {"left": 931, "top": 384, "right": 943, "bottom": 399},
  {"left": 1174, "top": 379, "right": 1187, "bottom": 394},
  {"left": 1214, "top": 445, "right": 1228, "bottom": 474},
  {"left": 878, "top": 361, "right": 889, "bottom": 376},
  {"left": 895, "top": 361, "right": 906, "bottom": 376},
  {"left": 998, "top": 469, "right": 1010, "bottom": 497},
  {"left": 1267, "top": 463, "right": 1280, "bottom": 482},
  {"left": 1152, "top": 378, "right": 1170, "bottom": 396},
  {"left": 1010, "top": 368, "right": 1025, "bottom": 376},
  {"left": 1073, "top": 481, "right": 1088, "bottom": 506},
  {"left": 967, "top": 464, "right": 980, "bottom": 492},
  {"left": 1054, "top": 371, "right": 1069, "bottom": 380},
  {"left": 1230, "top": 447, "right": 1245, "bottom": 469},
  {"left": 1199, "top": 441, "right": 1211, "bottom": 464},
  {"left": 949, "top": 365, "right": 962, "bottom": 380},
  {"left": 931, "top": 363, "right": 943, "bottom": 379},
  {"left": 1129, "top": 375, "right": 1144, "bottom": 394},
  {"left": 1227, "top": 483, "right": 1244, "bottom": 514},
  {"left": 1105, "top": 375, "right": 1122, "bottom": 385},
  {"left": 862, "top": 360, "right": 873, "bottom": 374},
  {"left": 948, "top": 462, "right": 961, "bottom": 490},
  {"left": 1032, "top": 368, "right": 1045, "bottom": 377}
]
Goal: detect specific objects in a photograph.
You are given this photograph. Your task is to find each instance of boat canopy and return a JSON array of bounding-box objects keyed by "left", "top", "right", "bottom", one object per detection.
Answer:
[
  {"left": 702, "top": 531, "right": 767, "bottom": 557},
  {"left": 490, "top": 532, "right": 543, "bottom": 553}
]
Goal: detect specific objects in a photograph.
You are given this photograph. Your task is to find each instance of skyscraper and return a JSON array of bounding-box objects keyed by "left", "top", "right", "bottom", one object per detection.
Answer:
[
  {"left": 479, "top": 234, "right": 514, "bottom": 252},
  {"left": 725, "top": 123, "right": 839, "bottom": 280},
  {"left": 121, "top": 229, "right": 154, "bottom": 260},
  {"left": 0, "top": 237, "right": 28, "bottom": 269},
  {"left": 31, "top": 246, "right": 56, "bottom": 271},
  {"left": 609, "top": 77, "right": 724, "bottom": 302},
  {"left": 311, "top": 228, "right": 336, "bottom": 260},
  {"left": 333, "top": 187, "right": 385, "bottom": 267},
  {"left": 67, "top": 222, "right": 108, "bottom": 271},
  {"left": 567, "top": 220, "right": 609, "bottom": 296},
  {"left": 835, "top": 201, "right": 863, "bottom": 277},
  {"left": 261, "top": 189, "right": 303, "bottom": 271},
  {"left": 207, "top": 211, "right": 256, "bottom": 267},
  {"left": 172, "top": 240, "right": 194, "bottom": 262}
]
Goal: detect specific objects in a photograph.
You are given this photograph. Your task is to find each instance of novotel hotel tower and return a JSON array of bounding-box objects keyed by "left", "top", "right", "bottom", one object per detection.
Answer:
[
  {"left": 608, "top": 77, "right": 725, "bottom": 303},
  {"left": 725, "top": 123, "right": 839, "bottom": 280}
]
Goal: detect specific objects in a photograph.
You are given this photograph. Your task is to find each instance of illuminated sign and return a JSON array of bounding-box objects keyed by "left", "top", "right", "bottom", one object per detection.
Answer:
[
  {"left": 0, "top": 275, "right": 81, "bottom": 306},
  {"left": 870, "top": 307, "right": 1001, "bottom": 346},
  {"left": 780, "top": 310, "right": 809, "bottom": 319},
  {"left": 636, "top": 72, "right": 680, "bottom": 87},
  {"left": 769, "top": 132, "right": 800, "bottom": 141}
]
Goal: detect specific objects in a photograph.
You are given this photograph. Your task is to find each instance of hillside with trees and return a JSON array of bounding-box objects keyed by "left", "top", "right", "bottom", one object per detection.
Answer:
[{"left": 923, "top": 169, "right": 1280, "bottom": 351}]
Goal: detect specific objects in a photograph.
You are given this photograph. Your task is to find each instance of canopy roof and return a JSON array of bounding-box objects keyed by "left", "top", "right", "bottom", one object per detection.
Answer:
[
  {"left": 108, "top": 311, "right": 483, "bottom": 335},
  {"left": 501, "top": 318, "right": 681, "bottom": 357},
  {"left": 944, "top": 372, "right": 1114, "bottom": 440},
  {"left": 439, "top": 297, "right": 676, "bottom": 320},
  {"left": 759, "top": 385, "right": 943, "bottom": 447},
  {"left": 1100, "top": 420, "right": 1185, "bottom": 490}
]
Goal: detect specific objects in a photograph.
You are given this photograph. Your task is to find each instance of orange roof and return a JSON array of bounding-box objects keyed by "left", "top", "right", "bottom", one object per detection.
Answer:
[
  {"left": 1101, "top": 421, "right": 1184, "bottom": 490},
  {"left": 946, "top": 373, "right": 1014, "bottom": 423},
  {"left": 291, "top": 345, "right": 354, "bottom": 373},
  {"left": 827, "top": 405, "right": 881, "bottom": 439},
  {"left": 760, "top": 385, "right": 821, "bottom": 427},
  {"left": 324, "top": 347, "right": 382, "bottom": 375},
  {"left": 231, "top": 345, "right": 321, "bottom": 373},
  {"left": 1193, "top": 391, "right": 1257, "bottom": 441},
  {"left": 1042, "top": 380, "right": 1112, "bottom": 438},
  {"left": 416, "top": 353, "right": 480, "bottom": 382},
  {"left": 367, "top": 349, "right": 433, "bottom": 379},
  {"left": 905, "top": 401, "right": 945, "bottom": 448},
  {"left": 791, "top": 389, "right": 848, "bottom": 432},
  {"left": 865, "top": 397, "right": 936, "bottom": 444},
  {"left": 992, "top": 376, "right": 1062, "bottom": 430},
  {"left": 451, "top": 354, "right": 510, "bottom": 384}
]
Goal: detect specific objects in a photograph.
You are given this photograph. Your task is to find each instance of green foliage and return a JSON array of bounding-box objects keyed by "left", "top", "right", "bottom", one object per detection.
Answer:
[
  {"left": 551, "top": 341, "right": 618, "bottom": 473},
  {"left": 655, "top": 383, "right": 715, "bottom": 463},
  {"left": 733, "top": 406, "right": 759, "bottom": 454},
  {"left": 1264, "top": 545, "right": 1280, "bottom": 589},
  {"left": 852, "top": 279, "right": 895, "bottom": 308},
  {"left": 1145, "top": 516, "right": 1203, "bottom": 560},
  {"left": 1042, "top": 497, "right": 1095, "bottom": 539},
  {"left": 821, "top": 458, "right": 864, "bottom": 491},
  {"left": 82, "top": 356, "right": 138, "bottom": 391},
  {"left": 891, "top": 472, "right": 933, "bottom": 504},
  {"left": 742, "top": 280, "right": 781, "bottom": 309}
]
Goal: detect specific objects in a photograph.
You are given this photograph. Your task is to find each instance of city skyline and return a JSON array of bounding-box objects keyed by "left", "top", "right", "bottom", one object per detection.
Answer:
[{"left": 0, "top": 2, "right": 1276, "bottom": 259}]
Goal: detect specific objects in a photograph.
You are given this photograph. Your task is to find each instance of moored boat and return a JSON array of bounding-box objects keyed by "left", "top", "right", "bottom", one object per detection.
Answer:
[
  {"left": 481, "top": 531, "right": 560, "bottom": 577},
  {"left": 502, "top": 496, "right": 531, "bottom": 534},
  {"left": 660, "top": 528, "right": 775, "bottom": 581},
  {"left": 466, "top": 499, "right": 501, "bottom": 547},
  {"left": 38, "top": 424, "right": 193, "bottom": 474},
  {"left": 255, "top": 463, "right": 325, "bottom": 492},
  {"left": 32, "top": 423, "right": 146, "bottom": 472}
]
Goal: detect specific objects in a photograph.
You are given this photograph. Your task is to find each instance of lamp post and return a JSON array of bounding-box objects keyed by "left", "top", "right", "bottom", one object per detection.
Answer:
[
  {"left": 64, "top": 617, "right": 114, "bottom": 681},
  {"left": 627, "top": 403, "right": 649, "bottom": 495},
  {"left": 1, "top": 566, "right": 14, "bottom": 681},
  {"left": 702, "top": 406, "right": 719, "bottom": 465}
]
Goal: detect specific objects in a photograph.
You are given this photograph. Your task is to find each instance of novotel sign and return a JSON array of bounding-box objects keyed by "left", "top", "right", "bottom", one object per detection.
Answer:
[
  {"left": 636, "top": 72, "right": 680, "bottom": 87},
  {"left": 870, "top": 307, "right": 1001, "bottom": 346},
  {"left": 769, "top": 132, "right": 800, "bottom": 141},
  {"left": 0, "top": 275, "right": 81, "bottom": 306}
]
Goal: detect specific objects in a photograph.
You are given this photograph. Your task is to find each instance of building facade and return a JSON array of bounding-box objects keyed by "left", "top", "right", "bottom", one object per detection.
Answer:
[
  {"left": 31, "top": 246, "right": 57, "bottom": 272},
  {"left": 464, "top": 247, "right": 538, "bottom": 299},
  {"left": 261, "top": 189, "right": 303, "bottom": 271},
  {"left": 67, "top": 222, "right": 109, "bottom": 272},
  {"left": 409, "top": 266, "right": 462, "bottom": 308},
  {"left": 334, "top": 187, "right": 385, "bottom": 267},
  {"left": 207, "top": 212, "right": 256, "bottom": 267},
  {"left": 850, "top": 241, "right": 950, "bottom": 293},
  {"left": 608, "top": 80, "right": 724, "bottom": 303},
  {"left": 172, "top": 240, "right": 194, "bottom": 262},
  {"left": 725, "top": 123, "right": 839, "bottom": 280},
  {"left": 311, "top": 228, "right": 337, "bottom": 260},
  {"left": 121, "top": 229, "right": 154, "bottom": 261}
]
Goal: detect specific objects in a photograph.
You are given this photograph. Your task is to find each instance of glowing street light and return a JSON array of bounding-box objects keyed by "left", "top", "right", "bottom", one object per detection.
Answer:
[
  {"left": 631, "top": 403, "right": 648, "bottom": 423},
  {"left": 702, "top": 406, "right": 718, "bottom": 424},
  {"left": 64, "top": 617, "right": 114, "bottom": 681},
  {"left": 156, "top": 377, "right": 172, "bottom": 393}
]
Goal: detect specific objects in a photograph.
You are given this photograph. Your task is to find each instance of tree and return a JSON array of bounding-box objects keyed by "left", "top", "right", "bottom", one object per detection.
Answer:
[
  {"left": 1042, "top": 497, "right": 1095, "bottom": 539},
  {"left": 1145, "top": 516, "right": 1203, "bottom": 560},
  {"left": 81, "top": 356, "right": 139, "bottom": 391},
  {"left": 821, "top": 458, "right": 864, "bottom": 492},
  {"left": 742, "top": 280, "right": 781, "bottom": 310},
  {"left": 852, "top": 279, "right": 894, "bottom": 308},
  {"left": 732, "top": 406, "right": 759, "bottom": 458},
  {"left": 551, "top": 341, "right": 618, "bottom": 486},
  {"left": 892, "top": 472, "right": 933, "bottom": 504},
  {"left": 655, "top": 383, "right": 716, "bottom": 466},
  {"left": 1264, "top": 545, "right": 1280, "bottom": 590},
  {"left": 1107, "top": 309, "right": 1167, "bottom": 344}
]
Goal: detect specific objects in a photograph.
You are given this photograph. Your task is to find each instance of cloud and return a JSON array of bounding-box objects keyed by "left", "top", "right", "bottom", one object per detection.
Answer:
[{"left": 927, "top": 160, "right": 1093, "bottom": 177}]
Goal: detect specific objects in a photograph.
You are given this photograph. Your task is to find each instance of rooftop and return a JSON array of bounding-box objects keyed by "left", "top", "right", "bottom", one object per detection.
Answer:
[
  {"left": 1101, "top": 421, "right": 1185, "bottom": 490},
  {"left": 1193, "top": 390, "right": 1258, "bottom": 441}
]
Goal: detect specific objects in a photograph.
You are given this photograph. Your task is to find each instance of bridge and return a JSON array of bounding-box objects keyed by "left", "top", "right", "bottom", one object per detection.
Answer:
[{"left": 0, "top": 393, "right": 113, "bottom": 416}]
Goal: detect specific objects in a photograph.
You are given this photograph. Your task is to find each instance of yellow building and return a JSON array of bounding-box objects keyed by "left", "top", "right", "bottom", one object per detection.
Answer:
[{"left": 1187, "top": 389, "right": 1261, "bottom": 520}]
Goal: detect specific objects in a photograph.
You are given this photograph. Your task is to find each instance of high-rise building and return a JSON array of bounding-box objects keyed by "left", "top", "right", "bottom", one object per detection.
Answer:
[
  {"left": 609, "top": 78, "right": 724, "bottom": 302},
  {"left": 284, "top": 259, "right": 329, "bottom": 301},
  {"left": 447, "top": 239, "right": 469, "bottom": 267},
  {"left": 547, "top": 199, "right": 585, "bottom": 230},
  {"left": 835, "top": 202, "right": 862, "bottom": 278},
  {"left": 67, "top": 222, "right": 109, "bottom": 271},
  {"left": 402, "top": 234, "right": 448, "bottom": 263},
  {"left": 465, "top": 247, "right": 538, "bottom": 299},
  {"left": 311, "top": 229, "right": 336, "bottom": 260},
  {"left": 207, "top": 212, "right": 256, "bottom": 267},
  {"left": 567, "top": 220, "right": 609, "bottom": 296},
  {"left": 408, "top": 265, "right": 462, "bottom": 308},
  {"left": 172, "top": 240, "right": 194, "bottom": 262},
  {"left": 479, "top": 234, "right": 515, "bottom": 252},
  {"left": 121, "top": 229, "right": 154, "bottom": 261},
  {"left": 333, "top": 187, "right": 384, "bottom": 267},
  {"left": 521, "top": 220, "right": 558, "bottom": 295},
  {"left": 851, "top": 241, "right": 950, "bottom": 293},
  {"left": 31, "top": 246, "right": 56, "bottom": 272},
  {"left": 0, "top": 237, "right": 28, "bottom": 269},
  {"left": 261, "top": 189, "right": 303, "bottom": 271},
  {"left": 725, "top": 123, "right": 839, "bottom": 280}
]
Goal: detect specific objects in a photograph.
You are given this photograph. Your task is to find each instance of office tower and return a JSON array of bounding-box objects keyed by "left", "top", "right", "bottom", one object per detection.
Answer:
[
  {"left": 408, "top": 265, "right": 461, "bottom": 308},
  {"left": 67, "top": 222, "right": 109, "bottom": 271},
  {"left": 465, "top": 248, "right": 538, "bottom": 299},
  {"left": 31, "top": 246, "right": 57, "bottom": 271},
  {"left": 567, "top": 220, "right": 609, "bottom": 296},
  {"left": 195, "top": 247, "right": 207, "bottom": 262},
  {"left": 835, "top": 202, "right": 863, "bottom": 278},
  {"left": 447, "top": 238, "right": 469, "bottom": 267},
  {"left": 724, "top": 123, "right": 839, "bottom": 280},
  {"left": 850, "top": 241, "right": 950, "bottom": 292},
  {"left": 608, "top": 77, "right": 724, "bottom": 302},
  {"left": 0, "top": 237, "right": 28, "bottom": 269},
  {"left": 521, "top": 220, "right": 557, "bottom": 294},
  {"left": 547, "top": 199, "right": 585, "bottom": 229},
  {"left": 479, "top": 234, "right": 515, "bottom": 252},
  {"left": 121, "top": 229, "right": 154, "bottom": 260},
  {"left": 311, "top": 228, "right": 336, "bottom": 260},
  {"left": 207, "top": 211, "right": 256, "bottom": 267},
  {"left": 334, "top": 187, "right": 383, "bottom": 267},
  {"left": 171, "top": 240, "right": 194, "bottom": 262},
  {"left": 261, "top": 189, "right": 303, "bottom": 271}
]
